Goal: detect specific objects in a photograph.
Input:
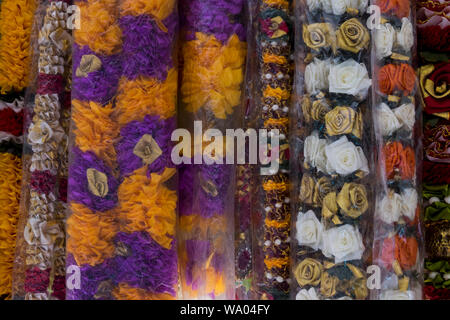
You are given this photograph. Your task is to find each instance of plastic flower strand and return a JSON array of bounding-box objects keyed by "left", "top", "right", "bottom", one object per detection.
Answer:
[{"left": 181, "top": 33, "right": 246, "bottom": 119}]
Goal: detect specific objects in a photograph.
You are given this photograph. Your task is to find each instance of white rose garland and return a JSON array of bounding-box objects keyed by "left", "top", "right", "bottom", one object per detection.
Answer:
[
  {"left": 321, "top": 224, "right": 365, "bottom": 263},
  {"left": 328, "top": 59, "right": 372, "bottom": 99},
  {"left": 296, "top": 210, "right": 324, "bottom": 250}
]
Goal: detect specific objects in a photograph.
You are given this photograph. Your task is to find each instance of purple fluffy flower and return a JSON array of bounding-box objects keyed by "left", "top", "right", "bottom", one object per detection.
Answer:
[
  {"left": 66, "top": 254, "right": 116, "bottom": 300},
  {"left": 195, "top": 164, "right": 232, "bottom": 218},
  {"left": 178, "top": 163, "right": 194, "bottom": 216},
  {"left": 180, "top": 0, "right": 246, "bottom": 42},
  {"left": 179, "top": 163, "right": 232, "bottom": 218},
  {"left": 68, "top": 147, "right": 118, "bottom": 212},
  {"left": 115, "top": 115, "right": 175, "bottom": 177},
  {"left": 72, "top": 44, "right": 122, "bottom": 104},
  {"left": 120, "top": 13, "right": 177, "bottom": 81},
  {"left": 113, "top": 232, "right": 178, "bottom": 296}
]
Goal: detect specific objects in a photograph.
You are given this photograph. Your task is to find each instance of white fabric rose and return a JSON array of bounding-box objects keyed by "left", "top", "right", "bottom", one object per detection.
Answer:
[
  {"left": 321, "top": 224, "right": 365, "bottom": 263},
  {"left": 393, "top": 103, "right": 415, "bottom": 132},
  {"left": 375, "top": 23, "right": 396, "bottom": 60},
  {"left": 377, "top": 103, "right": 402, "bottom": 136},
  {"left": 401, "top": 188, "right": 418, "bottom": 221},
  {"left": 325, "top": 136, "right": 369, "bottom": 176},
  {"left": 331, "top": 0, "right": 347, "bottom": 15},
  {"left": 378, "top": 191, "right": 403, "bottom": 224},
  {"left": 296, "top": 288, "right": 320, "bottom": 300},
  {"left": 320, "top": 0, "right": 333, "bottom": 14},
  {"left": 329, "top": 59, "right": 372, "bottom": 99},
  {"left": 396, "top": 18, "right": 414, "bottom": 52},
  {"left": 380, "top": 290, "right": 415, "bottom": 300},
  {"left": 296, "top": 210, "right": 323, "bottom": 250},
  {"left": 307, "top": 0, "right": 322, "bottom": 11},
  {"left": 305, "top": 58, "right": 331, "bottom": 94},
  {"left": 304, "top": 131, "right": 328, "bottom": 173}
]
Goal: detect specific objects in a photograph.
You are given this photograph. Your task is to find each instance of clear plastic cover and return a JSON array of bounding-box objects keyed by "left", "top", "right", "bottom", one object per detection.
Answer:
[
  {"left": 370, "top": 0, "right": 424, "bottom": 300},
  {"left": 66, "top": 0, "right": 179, "bottom": 300},
  {"left": 248, "top": 0, "right": 293, "bottom": 300},
  {"left": 12, "top": 0, "right": 71, "bottom": 300},
  {"left": 178, "top": 0, "right": 247, "bottom": 300},
  {"left": 290, "top": 0, "right": 375, "bottom": 300}
]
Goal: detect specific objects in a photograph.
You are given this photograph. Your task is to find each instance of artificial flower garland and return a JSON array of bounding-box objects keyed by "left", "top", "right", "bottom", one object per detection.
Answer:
[
  {"left": 249, "top": 0, "right": 293, "bottom": 300},
  {"left": 0, "top": 0, "right": 36, "bottom": 299},
  {"left": 416, "top": 0, "right": 450, "bottom": 300},
  {"left": 179, "top": 0, "right": 246, "bottom": 299},
  {"left": 292, "top": 0, "right": 373, "bottom": 300},
  {"left": 372, "top": 0, "right": 423, "bottom": 300},
  {"left": 67, "top": 0, "right": 179, "bottom": 300},
  {"left": 12, "top": 0, "right": 71, "bottom": 300}
]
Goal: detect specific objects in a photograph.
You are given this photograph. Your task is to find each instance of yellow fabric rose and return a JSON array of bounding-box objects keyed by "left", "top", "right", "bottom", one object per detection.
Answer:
[
  {"left": 337, "top": 18, "right": 370, "bottom": 54},
  {"left": 294, "top": 258, "right": 323, "bottom": 287},
  {"left": 313, "top": 176, "right": 332, "bottom": 207},
  {"left": 303, "top": 23, "right": 336, "bottom": 52},
  {"left": 299, "top": 173, "right": 315, "bottom": 205},
  {"left": 325, "top": 106, "right": 362, "bottom": 138},
  {"left": 320, "top": 272, "right": 338, "bottom": 297},
  {"left": 336, "top": 183, "right": 368, "bottom": 219},
  {"left": 322, "top": 192, "right": 338, "bottom": 219},
  {"left": 311, "top": 98, "right": 331, "bottom": 121}
]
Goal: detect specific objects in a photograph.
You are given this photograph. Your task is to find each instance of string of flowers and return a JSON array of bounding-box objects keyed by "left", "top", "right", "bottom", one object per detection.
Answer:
[
  {"left": 67, "top": 0, "right": 123, "bottom": 300},
  {"left": 13, "top": 0, "right": 71, "bottom": 300},
  {"left": 250, "top": 0, "right": 293, "bottom": 300},
  {"left": 0, "top": 0, "right": 36, "bottom": 299},
  {"left": 179, "top": 0, "right": 247, "bottom": 299},
  {"left": 416, "top": 0, "right": 450, "bottom": 300},
  {"left": 291, "top": 0, "right": 372, "bottom": 300},
  {"left": 371, "top": 0, "right": 423, "bottom": 300},
  {"left": 67, "top": 0, "right": 179, "bottom": 300}
]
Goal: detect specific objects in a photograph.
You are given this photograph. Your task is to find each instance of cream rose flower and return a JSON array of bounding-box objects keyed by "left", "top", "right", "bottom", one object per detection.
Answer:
[
  {"left": 325, "top": 135, "right": 369, "bottom": 176},
  {"left": 307, "top": 0, "right": 322, "bottom": 12},
  {"left": 393, "top": 103, "right": 415, "bottom": 132},
  {"left": 305, "top": 58, "right": 331, "bottom": 94},
  {"left": 304, "top": 131, "right": 328, "bottom": 173},
  {"left": 401, "top": 188, "right": 418, "bottom": 221},
  {"left": 328, "top": 59, "right": 372, "bottom": 99},
  {"left": 331, "top": 0, "right": 368, "bottom": 15},
  {"left": 321, "top": 0, "right": 333, "bottom": 14},
  {"left": 396, "top": 18, "right": 414, "bottom": 52},
  {"left": 331, "top": 0, "right": 347, "bottom": 15},
  {"left": 380, "top": 290, "right": 415, "bottom": 300},
  {"left": 296, "top": 287, "right": 320, "bottom": 300},
  {"left": 321, "top": 224, "right": 365, "bottom": 263},
  {"left": 296, "top": 210, "right": 323, "bottom": 250},
  {"left": 378, "top": 191, "right": 403, "bottom": 224},
  {"left": 374, "top": 23, "right": 396, "bottom": 60},
  {"left": 377, "top": 103, "right": 401, "bottom": 136}
]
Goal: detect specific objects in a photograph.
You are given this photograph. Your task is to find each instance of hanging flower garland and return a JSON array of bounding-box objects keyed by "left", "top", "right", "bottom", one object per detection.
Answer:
[
  {"left": 292, "top": 0, "right": 372, "bottom": 300},
  {"left": 248, "top": 0, "right": 294, "bottom": 301},
  {"left": 178, "top": 0, "right": 247, "bottom": 299},
  {"left": 372, "top": 0, "right": 423, "bottom": 300},
  {"left": 0, "top": 0, "right": 36, "bottom": 300},
  {"left": 12, "top": 0, "right": 71, "bottom": 300},
  {"left": 67, "top": 0, "right": 179, "bottom": 300}
]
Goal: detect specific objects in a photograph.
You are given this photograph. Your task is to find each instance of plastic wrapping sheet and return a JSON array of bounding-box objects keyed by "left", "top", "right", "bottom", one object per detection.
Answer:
[
  {"left": 66, "top": 0, "right": 179, "bottom": 300},
  {"left": 12, "top": 0, "right": 71, "bottom": 300},
  {"left": 417, "top": 0, "right": 450, "bottom": 301},
  {"left": 370, "top": 0, "right": 424, "bottom": 300},
  {"left": 178, "top": 0, "right": 247, "bottom": 300},
  {"left": 0, "top": 0, "right": 36, "bottom": 300},
  {"left": 247, "top": 0, "right": 293, "bottom": 300},
  {"left": 291, "top": 0, "right": 374, "bottom": 300}
]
